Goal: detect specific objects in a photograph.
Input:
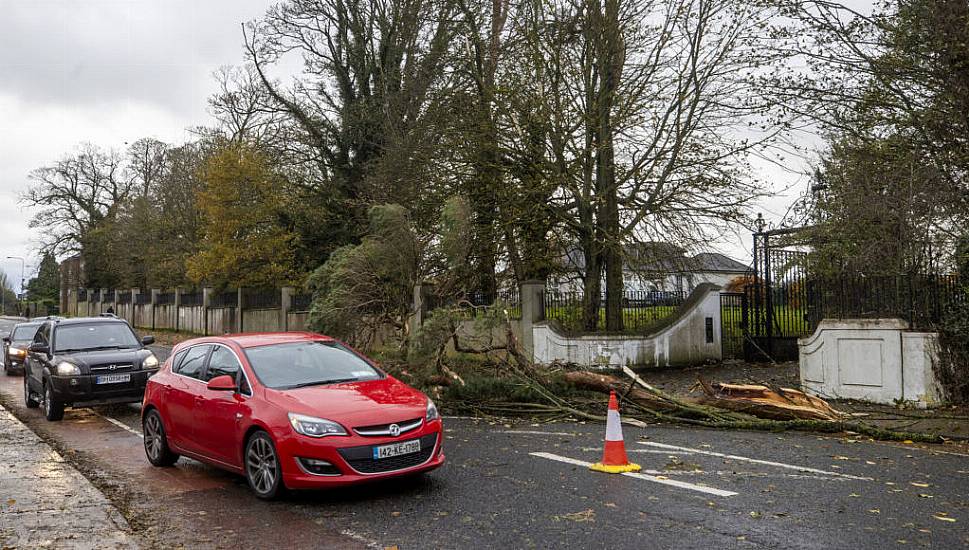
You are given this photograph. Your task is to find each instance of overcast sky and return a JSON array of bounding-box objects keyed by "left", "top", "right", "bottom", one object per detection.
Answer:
[
  {"left": 0, "top": 0, "right": 274, "bottom": 292},
  {"left": 0, "top": 0, "right": 873, "bottom": 294}
]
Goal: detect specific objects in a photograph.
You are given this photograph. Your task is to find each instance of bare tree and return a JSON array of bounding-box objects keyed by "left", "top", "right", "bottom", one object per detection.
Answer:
[
  {"left": 522, "top": 0, "right": 777, "bottom": 329},
  {"left": 22, "top": 144, "right": 133, "bottom": 257}
]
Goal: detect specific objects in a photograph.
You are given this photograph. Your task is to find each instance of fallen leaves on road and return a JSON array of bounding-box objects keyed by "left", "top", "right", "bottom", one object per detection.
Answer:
[
  {"left": 664, "top": 457, "right": 702, "bottom": 472},
  {"left": 554, "top": 509, "right": 596, "bottom": 523},
  {"left": 933, "top": 513, "right": 957, "bottom": 523}
]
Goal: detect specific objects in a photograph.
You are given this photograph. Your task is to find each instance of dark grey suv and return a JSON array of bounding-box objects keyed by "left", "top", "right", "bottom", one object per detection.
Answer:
[
  {"left": 3, "top": 321, "right": 41, "bottom": 375},
  {"left": 24, "top": 317, "right": 158, "bottom": 421}
]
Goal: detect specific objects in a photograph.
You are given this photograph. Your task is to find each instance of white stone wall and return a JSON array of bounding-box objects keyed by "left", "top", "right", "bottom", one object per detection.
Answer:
[
  {"left": 798, "top": 319, "right": 941, "bottom": 407},
  {"left": 532, "top": 285, "right": 723, "bottom": 368}
]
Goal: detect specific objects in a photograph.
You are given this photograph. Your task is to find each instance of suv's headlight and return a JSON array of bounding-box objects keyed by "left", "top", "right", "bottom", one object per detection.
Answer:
[
  {"left": 143, "top": 353, "right": 159, "bottom": 369},
  {"left": 8, "top": 347, "right": 26, "bottom": 357},
  {"left": 55, "top": 362, "right": 81, "bottom": 376},
  {"left": 426, "top": 398, "right": 440, "bottom": 422},
  {"left": 288, "top": 413, "right": 347, "bottom": 437}
]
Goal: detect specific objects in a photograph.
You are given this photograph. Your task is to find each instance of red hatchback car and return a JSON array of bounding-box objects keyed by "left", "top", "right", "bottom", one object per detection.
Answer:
[{"left": 141, "top": 332, "right": 444, "bottom": 499}]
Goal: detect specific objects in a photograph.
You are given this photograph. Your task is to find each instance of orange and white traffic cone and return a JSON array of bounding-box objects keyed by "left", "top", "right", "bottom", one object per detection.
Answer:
[{"left": 589, "top": 390, "right": 641, "bottom": 474}]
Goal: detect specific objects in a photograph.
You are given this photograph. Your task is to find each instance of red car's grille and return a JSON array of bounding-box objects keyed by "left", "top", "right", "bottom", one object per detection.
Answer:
[{"left": 338, "top": 433, "right": 437, "bottom": 474}]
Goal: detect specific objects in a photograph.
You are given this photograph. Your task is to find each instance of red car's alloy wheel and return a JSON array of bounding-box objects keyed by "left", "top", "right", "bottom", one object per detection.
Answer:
[{"left": 246, "top": 432, "right": 282, "bottom": 499}]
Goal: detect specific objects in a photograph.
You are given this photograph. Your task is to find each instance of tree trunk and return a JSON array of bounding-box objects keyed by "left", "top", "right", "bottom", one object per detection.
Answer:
[
  {"left": 595, "top": 0, "right": 623, "bottom": 331},
  {"left": 582, "top": 237, "right": 602, "bottom": 331}
]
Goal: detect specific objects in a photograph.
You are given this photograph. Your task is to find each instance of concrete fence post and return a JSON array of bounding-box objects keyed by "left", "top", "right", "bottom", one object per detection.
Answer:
[
  {"left": 150, "top": 289, "right": 159, "bottom": 331},
  {"left": 281, "top": 287, "right": 294, "bottom": 332},
  {"left": 111, "top": 289, "right": 119, "bottom": 314},
  {"left": 236, "top": 288, "right": 244, "bottom": 333},
  {"left": 87, "top": 288, "right": 94, "bottom": 316},
  {"left": 173, "top": 288, "right": 182, "bottom": 332},
  {"left": 130, "top": 288, "right": 139, "bottom": 326},
  {"left": 202, "top": 287, "right": 212, "bottom": 335},
  {"left": 519, "top": 280, "right": 546, "bottom": 359},
  {"left": 100, "top": 288, "right": 108, "bottom": 314}
]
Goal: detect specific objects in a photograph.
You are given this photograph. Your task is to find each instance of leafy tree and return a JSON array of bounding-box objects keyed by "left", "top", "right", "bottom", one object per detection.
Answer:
[
  {"left": 243, "top": 0, "right": 459, "bottom": 266},
  {"left": 307, "top": 204, "right": 421, "bottom": 348},
  {"left": 186, "top": 142, "right": 300, "bottom": 288},
  {"left": 0, "top": 272, "right": 18, "bottom": 316},
  {"left": 779, "top": 0, "right": 969, "bottom": 261},
  {"left": 26, "top": 253, "right": 59, "bottom": 302}
]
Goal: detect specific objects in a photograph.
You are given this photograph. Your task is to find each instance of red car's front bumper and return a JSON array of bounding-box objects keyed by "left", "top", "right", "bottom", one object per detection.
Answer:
[{"left": 276, "top": 420, "right": 445, "bottom": 489}]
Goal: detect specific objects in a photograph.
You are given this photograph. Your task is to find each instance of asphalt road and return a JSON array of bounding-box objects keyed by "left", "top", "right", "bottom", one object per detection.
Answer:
[{"left": 1, "top": 318, "right": 967, "bottom": 548}]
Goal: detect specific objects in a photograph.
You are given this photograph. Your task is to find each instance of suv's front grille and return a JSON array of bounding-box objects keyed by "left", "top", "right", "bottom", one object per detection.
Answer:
[
  {"left": 90, "top": 363, "right": 134, "bottom": 373},
  {"left": 338, "top": 433, "right": 437, "bottom": 474}
]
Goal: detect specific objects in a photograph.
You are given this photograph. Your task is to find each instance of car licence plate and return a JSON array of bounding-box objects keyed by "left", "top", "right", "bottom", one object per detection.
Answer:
[
  {"left": 373, "top": 439, "right": 421, "bottom": 460},
  {"left": 95, "top": 373, "right": 131, "bottom": 385}
]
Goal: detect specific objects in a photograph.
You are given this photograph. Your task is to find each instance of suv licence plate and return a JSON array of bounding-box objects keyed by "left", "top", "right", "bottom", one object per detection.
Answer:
[
  {"left": 373, "top": 439, "right": 421, "bottom": 460},
  {"left": 95, "top": 373, "right": 131, "bottom": 385}
]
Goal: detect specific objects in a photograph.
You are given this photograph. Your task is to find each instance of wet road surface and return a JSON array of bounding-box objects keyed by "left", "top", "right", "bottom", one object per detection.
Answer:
[{"left": 1, "top": 330, "right": 967, "bottom": 548}]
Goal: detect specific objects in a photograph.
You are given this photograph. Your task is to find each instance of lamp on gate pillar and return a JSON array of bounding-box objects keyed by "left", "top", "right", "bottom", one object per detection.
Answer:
[{"left": 754, "top": 213, "right": 766, "bottom": 235}]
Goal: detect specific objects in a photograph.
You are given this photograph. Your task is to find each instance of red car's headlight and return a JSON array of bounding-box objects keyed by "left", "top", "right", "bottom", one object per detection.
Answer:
[
  {"left": 288, "top": 413, "right": 348, "bottom": 437},
  {"left": 426, "top": 398, "right": 440, "bottom": 422}
]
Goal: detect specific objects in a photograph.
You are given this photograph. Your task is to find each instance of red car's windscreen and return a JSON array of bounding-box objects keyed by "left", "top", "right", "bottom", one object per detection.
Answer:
[{"left": 243, "top": 341, "right": 381, "bottom": 390}]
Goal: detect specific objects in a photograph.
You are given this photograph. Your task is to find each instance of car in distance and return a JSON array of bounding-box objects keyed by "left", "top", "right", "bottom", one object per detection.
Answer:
[
  {"left": 142, "top": 332, "right": 445, "bottom": 499},
  {"left": 3, "top": 321, "right": 42, "bottom": 375},
  {"left": 24, "top": 317, "right": 158, "bottom": 421}
]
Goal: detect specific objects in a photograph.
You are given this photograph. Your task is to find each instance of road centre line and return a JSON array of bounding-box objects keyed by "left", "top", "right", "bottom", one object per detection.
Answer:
[
  {"left": 637, "top": 442, "right": 872, "bottom": 481},
  {"left": 529, "top": 452, "right": 738, "bottom": 497},
  {"left": 92, "top": 411, "right": 143, "bottom": 438}
]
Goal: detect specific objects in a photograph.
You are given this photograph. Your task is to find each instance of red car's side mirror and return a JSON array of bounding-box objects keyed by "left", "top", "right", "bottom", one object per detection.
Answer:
[{"left": 206, "top": 375, "right": 237, "bottom": 392}]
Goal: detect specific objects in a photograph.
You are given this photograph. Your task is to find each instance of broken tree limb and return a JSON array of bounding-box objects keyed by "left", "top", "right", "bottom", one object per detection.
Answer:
[
  {"left": 564, "top": 371, "right": 679, "bottom": 412},
  {"left": 694, "top": 379, "right": 846, "bottom": 422}
]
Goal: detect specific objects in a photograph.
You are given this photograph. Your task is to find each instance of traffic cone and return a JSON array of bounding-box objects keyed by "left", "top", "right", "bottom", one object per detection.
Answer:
[{"left": 589, "top": 390, "right": 641, "bottom": 474}]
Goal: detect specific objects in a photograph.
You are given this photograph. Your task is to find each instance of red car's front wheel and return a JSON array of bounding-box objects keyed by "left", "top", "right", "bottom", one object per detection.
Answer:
[{"left": 245, "top": 431, "right": 284, "bottom": 500}]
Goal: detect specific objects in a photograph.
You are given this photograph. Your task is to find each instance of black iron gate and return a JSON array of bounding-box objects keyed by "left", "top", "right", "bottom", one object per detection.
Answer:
[
  {"left": 743, "top": 228, "right": 812, "bottom": 361},
  {"left": 720, "top": 292, "right": 746, "bottom": 359}
]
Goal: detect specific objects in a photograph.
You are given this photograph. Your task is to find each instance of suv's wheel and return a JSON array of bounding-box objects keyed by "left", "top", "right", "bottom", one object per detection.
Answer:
[
  {"left": 245, "top": 431, "right": 284, "bottom": 500},
  {"left": 143, "top": 409, "right": 179, "bottom": 467},
  {"left": 43, "top": 382, "right": 64, "bottom": 421},
  {"left": 24, "top": 376, "right": 39, "bottom": 408}
]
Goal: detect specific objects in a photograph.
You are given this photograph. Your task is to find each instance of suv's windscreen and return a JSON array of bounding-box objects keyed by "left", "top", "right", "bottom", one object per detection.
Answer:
[
  {"left": 11, "top": 325, "right": 40, "bottom": 340},
  {"left": 244, "top": 341, "right": 381, "bottom": 390},
  {"left": 53, "top": 323, "right": 140, "bottom": 353}
]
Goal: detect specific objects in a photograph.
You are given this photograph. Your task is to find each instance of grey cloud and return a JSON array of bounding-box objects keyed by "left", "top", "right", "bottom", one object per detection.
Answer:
[{"left": 0, "top": 0, "right": 273, "bottom": 113}]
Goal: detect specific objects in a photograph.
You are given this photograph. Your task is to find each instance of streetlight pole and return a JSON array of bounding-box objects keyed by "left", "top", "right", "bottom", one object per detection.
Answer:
[{"left": 6, "top": 256, "right": 25, "bottom": 316}]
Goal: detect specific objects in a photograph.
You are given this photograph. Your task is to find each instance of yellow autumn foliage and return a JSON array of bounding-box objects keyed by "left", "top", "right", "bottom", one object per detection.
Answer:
[{"left": 186, "top": 142, "right": 300, "bottom": 288}]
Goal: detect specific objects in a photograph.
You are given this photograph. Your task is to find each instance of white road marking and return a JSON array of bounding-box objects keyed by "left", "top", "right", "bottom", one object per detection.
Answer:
[
  {"left": 529, "top": 452, "right": 738, "bottom": 497},
  {"left": 637, "top": 442, "right": 872, "bottom": 481},
  {"left": 92, "top": 411, "right": 143, "bottom": 438},
  {"left": 339, "top": 529, "right": 383, "bottom": 550},
  {"left": 502, "top": 430, "right": 575, "bottom": 436}
]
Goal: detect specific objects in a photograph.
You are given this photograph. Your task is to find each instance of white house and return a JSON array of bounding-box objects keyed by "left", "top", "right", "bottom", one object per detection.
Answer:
[{"left": 552, "top": 244, "right": 748, "bottom": 295}]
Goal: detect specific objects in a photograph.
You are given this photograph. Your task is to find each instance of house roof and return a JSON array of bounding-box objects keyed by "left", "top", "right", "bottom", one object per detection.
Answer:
[
  {"left": 688, "top": 253, "right": 748, "bottom": 273},
  {"left": 559, "top": 244, "right": 748, "bottom": 275}
]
